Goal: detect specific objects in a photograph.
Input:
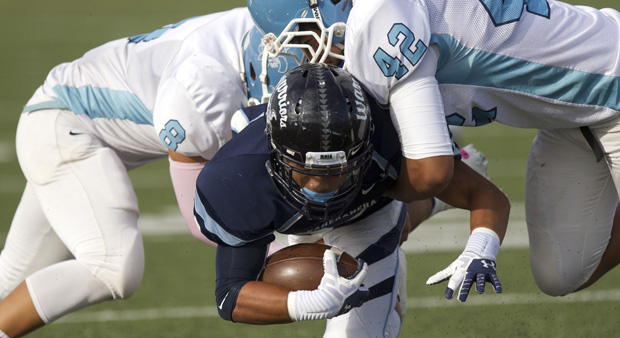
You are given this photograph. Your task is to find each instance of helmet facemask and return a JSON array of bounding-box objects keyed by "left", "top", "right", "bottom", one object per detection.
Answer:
[
  {"left": 262, "top": 18, "right": 346, "bottom": 66},
  {"left": 247, "top": 0, "right": 352, "bottom": 67},
  {"left": 241, "top": 27, "right": 306, "bottom": 105}
]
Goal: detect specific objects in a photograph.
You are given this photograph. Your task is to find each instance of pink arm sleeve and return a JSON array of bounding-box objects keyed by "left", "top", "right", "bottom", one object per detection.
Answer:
[
  {"left": 169, "top": 157, "right": 218, "bottom": 247},
  {"left": 170, "top": 156, "right": 286, "bottom": 254}
]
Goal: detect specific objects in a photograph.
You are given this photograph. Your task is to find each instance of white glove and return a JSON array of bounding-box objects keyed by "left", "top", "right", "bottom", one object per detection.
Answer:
[
  {"left": 460, "top": 144, "right": 489, "bottom": 179},
  {"left": 426, "top": 228, "right": 502, "bottom": 302},
  {"left": 287, "top": 249, "right": 369, "bottom": 321}
]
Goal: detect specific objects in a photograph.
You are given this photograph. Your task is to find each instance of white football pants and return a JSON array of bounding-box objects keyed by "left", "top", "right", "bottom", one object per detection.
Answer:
[
  {"left": 0, "top": 109, "right": 144, "bottom": 323},
  {"left": 526, "top": 114, "right": 620, "bottom": 296},
  {"left": 322, "top": 200, "right": 405, "bottom": 338}
]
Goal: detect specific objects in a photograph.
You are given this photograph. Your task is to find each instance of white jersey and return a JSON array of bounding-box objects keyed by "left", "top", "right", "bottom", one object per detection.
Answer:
[
  {"left": 23, "top": 8, "right": 253, "bottom": 168},
  {"left": 345, "top": 0, "right": 620, "bottom": 129}
]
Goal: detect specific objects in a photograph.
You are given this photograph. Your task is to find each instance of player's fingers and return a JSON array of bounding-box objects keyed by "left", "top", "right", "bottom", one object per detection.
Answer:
[
  {"left": 349, "top": 260, "right": 368, "bottom": 285},
  {"left": 445, "top": 269, "right": 463, "bottom": 292},
  {"left": 444, "top": 271, "right": 464, "bottom": 300},
  {"left": 426, "top": 263, "right": 456, "bottom": 285},
  {"left": 426, "top": 271, "right": 449, "bottom": 285},
  {"left": 457, "top": 273, "right": 475, "bottom": 302},
  {"left": 345, "top": 288, "right": 370, "bottom": 311},
  {"left": 322, "top": 249, "right": 338, "bottom": 275},
  {"left": 475, "top": 273, "right": 486, "bottom": 294},
  {"left": 444, "top": 287, "right": 455, "bottom": 299},
  {"left": 490, "top": 273, "right": 503, "bottom": 293}
]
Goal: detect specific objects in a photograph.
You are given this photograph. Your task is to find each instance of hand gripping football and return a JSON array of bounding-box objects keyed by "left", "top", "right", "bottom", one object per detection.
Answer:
[{"left": 259, "top": 243, "right": 358, "bottom": 291}]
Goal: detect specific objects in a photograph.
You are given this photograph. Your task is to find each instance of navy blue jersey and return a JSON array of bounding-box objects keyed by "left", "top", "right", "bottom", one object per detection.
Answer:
[
  {"left": 194, "top": 97, "right": 402, "bottom": 320},
  {"left": 195, "top": 99, "right": 401, "bottom": 247}
]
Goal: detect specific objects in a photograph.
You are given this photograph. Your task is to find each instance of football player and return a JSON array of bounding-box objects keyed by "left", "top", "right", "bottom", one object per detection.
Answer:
[
  {"left": 0, "top": 8, "right": 280, "bottom": 337},
  {"left": 247, "top": 0, "right": 620, "bottom": 299},
  {"left": 195, "top": 64, "right": 508, "bottom": 337}
]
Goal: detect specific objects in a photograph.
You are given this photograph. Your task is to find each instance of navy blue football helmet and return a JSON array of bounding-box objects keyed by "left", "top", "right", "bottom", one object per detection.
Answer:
[{"left": 265, "top": 63, "right": 373, "bottom": 221}]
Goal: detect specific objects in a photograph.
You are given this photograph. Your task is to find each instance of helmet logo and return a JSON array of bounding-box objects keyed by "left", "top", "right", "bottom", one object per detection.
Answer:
[
  {"left": 305, "top": 151, "right": 347, "bottom": 166},
  {"left": 275, "top": 79, "right": 289, "bottom": 128},
  {"left": 311, "top": 6, "right": 323, "bottom": 21},
  {"left": 350, "top": 78, "right": 368, "bottom": 120},
  {"left": 315, "top": 68, "right": 332, "bottom": 151}
]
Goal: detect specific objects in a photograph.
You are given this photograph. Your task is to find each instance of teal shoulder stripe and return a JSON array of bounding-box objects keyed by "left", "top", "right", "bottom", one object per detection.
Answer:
[
  {"left": 430, "top": 34, "right": 620, "bottom": 111},
  {"left": 52, "top": 85, "right": 153, "bottom": 125},
  {"left": 22, "top": 99, "right": 69, "bottom": 113},
  {"left": 194, "top": 191, "right": 250, "bottom": 247}
]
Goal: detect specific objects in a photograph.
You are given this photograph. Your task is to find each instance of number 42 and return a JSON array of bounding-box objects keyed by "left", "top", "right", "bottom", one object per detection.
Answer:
[
  {"left": 373, "top": 0, "right": 550, "bottom": 78},
  {"left": 373, "top": 24, "right": 427, "bottom": 79}
]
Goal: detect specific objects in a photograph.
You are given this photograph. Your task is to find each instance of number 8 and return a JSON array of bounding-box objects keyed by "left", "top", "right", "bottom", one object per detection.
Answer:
[{"left": 159, "top": 120, "right": 186, "bottom": 151}]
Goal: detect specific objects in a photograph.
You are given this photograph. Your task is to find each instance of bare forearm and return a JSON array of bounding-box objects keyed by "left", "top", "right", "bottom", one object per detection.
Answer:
[
  {"left": 436, "top": 161, "right": 509, "bottom": 242},
  {"left": 466, "top": 188, "right": 509, "bottom": 242},
  {"left": 400, "top": 199, "right": 433, "bottom": 245},
  {"left": 231, "top": 281, "right": 292, "bottom": 324}
]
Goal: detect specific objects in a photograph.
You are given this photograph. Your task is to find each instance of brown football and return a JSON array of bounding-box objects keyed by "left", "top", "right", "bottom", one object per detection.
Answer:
[{"left": 258, "top": 243, "right": 358, "bottom": 291}]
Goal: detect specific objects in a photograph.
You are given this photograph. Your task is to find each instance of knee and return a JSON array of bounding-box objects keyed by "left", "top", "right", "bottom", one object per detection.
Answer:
[
  {"left": 79, "top": 231, "right": 145, "bottom": 300},
  {"left": 111, "top": 248, "right": 145, "bottom": 300},
  {"left": 531, "top": 268, "right": 575, "bottom": 297},
  {"left": 527, "top": 225, "right": 600, "bottom": 297},
  {"left": 110, "top": 231, "right": 145, "bottom": 299},
  {"left": 530, "top": 255, "right": 584, "bottom": 297}
]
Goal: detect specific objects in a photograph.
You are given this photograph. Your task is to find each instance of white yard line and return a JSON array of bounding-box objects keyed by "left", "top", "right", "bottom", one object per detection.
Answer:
[
  {"left": 56, "top": 288, "right": 620, "bottom": 324},
  {"left": 11, "top": 203, "right": 616, "bottom": 326},
  {"left": 411, "top": 289, "right": 620, "bottom": 308},
  {"left": 135, "top": 204, "right": 531, "bottom": 252},
  {"left": 0, "top": 208, "right": 526, "bottom": 258},
  {"left": 0, "top": 205, "right": 528, "bottom": 261},
  {"left": 2, "top": 204, "right": 528, "bottom": 252},
  {"left": 401, "top": 205, "right": 529, "bottom": 252},
  {"left": 57, "top": 306, "right": 219, "bottom": 324}
]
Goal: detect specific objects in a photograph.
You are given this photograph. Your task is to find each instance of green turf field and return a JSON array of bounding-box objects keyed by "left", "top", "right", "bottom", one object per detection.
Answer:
[{"left": 1, "top": 0, "right": 620, "bottom": 336}]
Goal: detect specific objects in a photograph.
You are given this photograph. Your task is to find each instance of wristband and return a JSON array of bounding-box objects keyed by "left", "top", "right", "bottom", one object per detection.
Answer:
[
  {"left": 287, "top": 291, "right": 298, "bottom": 322},
  {"left": 464, "top": 227, "right": 500, "bottom": 260}
]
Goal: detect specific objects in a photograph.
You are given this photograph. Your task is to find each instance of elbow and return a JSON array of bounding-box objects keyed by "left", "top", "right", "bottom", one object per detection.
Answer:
[
  {"left": 417, "top": 164, "right": 453, "bottom": 198},
  {"left": 215, "top": 287, "right": 235, "bottom": 321},
  {"left": 482, "top": 179, "right": 510, "bottom": 216},
  {"left": 391, "top": 156, "right": 453, "bottom": 203},
  {"left": 216, "top": 306, "right": 231, "bottom": 321},
  {"left": 215, "top": 281, "right": 246, "bottom": 322}
]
